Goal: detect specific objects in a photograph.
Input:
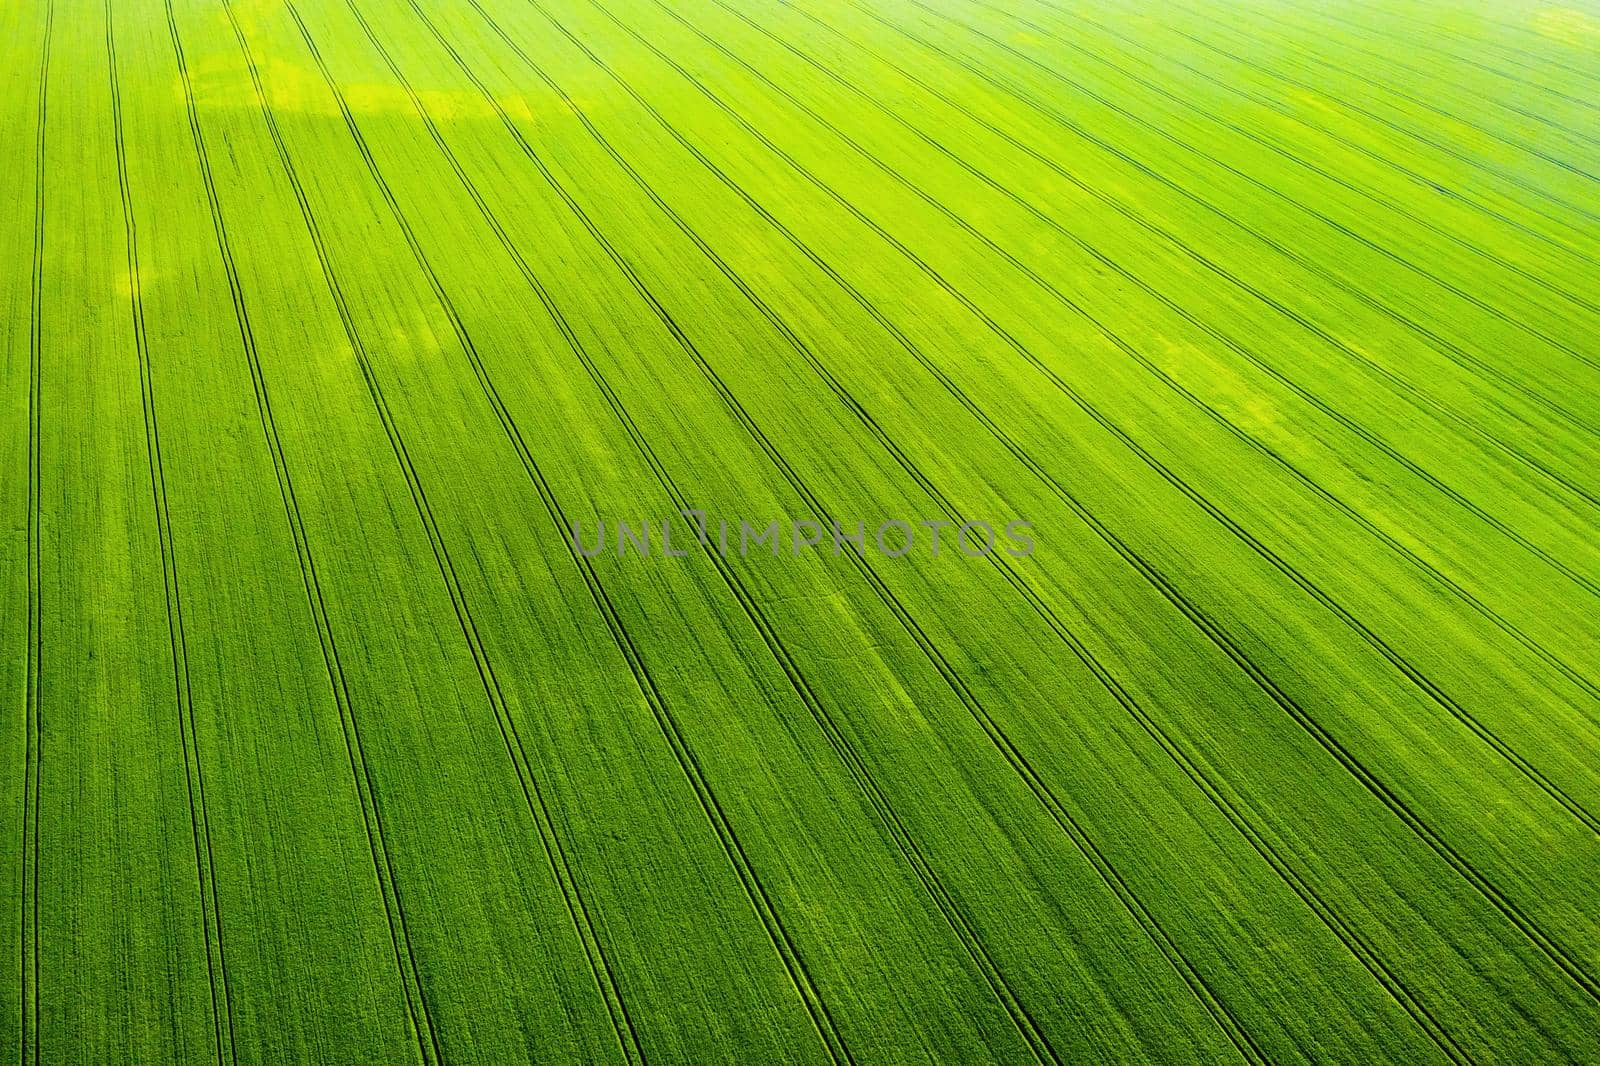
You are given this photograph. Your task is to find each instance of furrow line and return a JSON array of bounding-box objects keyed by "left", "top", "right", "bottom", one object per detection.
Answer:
[
  {"left": 586, "top": 0, "right": 1600, "bottom": 837},
  {"left": 770, "top": 0, "right": 1600, "bottom": 712},
  {"left": 347, "top": 0, "right": 1043, "bottom": 1059},
  {"left": 277, "top": 5, "right": 653, "bottom": 1061},
  {"left": 456, "top": 1, "right": 1284, "bottom": 1056},
  {"left": 359, "top": 7, "right": 886, "bottom": 1063},
  {"left": 1028, "top": 0, "right": 1600, "bottom": 242},
  {"left": 515, "top": 5, "right": 1512, "bottom": 1055},
  {"left": 937, "top": 0, "right": 1600, "bottom": 323},
  {"left": 1140, "top": 0, "right": 1600, "bottom": 176},
  {"left": 162, "top": 4, "right": 437, "bottom": 1060},
  {"left": 1407, "top": 12, "right": 1600, "bottom": 89},
  {"left": 557, "top": 86, "right": 1469, "bottom": 1045},
  {"left": 105, "top": 5, "right": 235, "bottom": 1061},
  {"left": 660, "top": 0, "right": 1600, "bottom": 704},
  {"left": 950, "top": 0, "right": 1600, "bottom": 389},
  {"left": 901, "top": 0, "right": 1600, "bottom": 385},
  {"left": 1282, "top": 0, "right": 1600, "bottom": 112},
  {"left": 20, "top": 7, "right": 51, "bottom": 1065},
  {"left": 1031, "top": 2, "right": 1600, "bottom": 222},
  {"left": 550, "top": 0, "right": 1600, "bottom": 1002},
  {"left": 625, "top": 0, "right": 1600, "bottom": 614},
  {"left": 1222, "top": 1, "right": 1600, "bottom": 140},
  {"left": 371, "top": 4, "right": 1058, "bottom": 1056}
]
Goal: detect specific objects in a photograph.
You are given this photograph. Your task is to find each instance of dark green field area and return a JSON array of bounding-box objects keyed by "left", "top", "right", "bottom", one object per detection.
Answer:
[{"left": 4, "top": 0, "right": 1600, "bottom": 1061}]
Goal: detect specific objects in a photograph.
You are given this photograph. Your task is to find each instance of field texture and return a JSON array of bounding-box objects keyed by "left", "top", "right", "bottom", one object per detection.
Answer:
[{"left": 4, "top": 0, "right": 1600, "bottom": 1061}]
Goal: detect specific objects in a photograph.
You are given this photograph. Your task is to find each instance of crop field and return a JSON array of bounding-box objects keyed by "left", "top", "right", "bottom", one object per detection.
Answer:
[{"left": 3, "top": 0, "right": 1600, "bottom": 1061}]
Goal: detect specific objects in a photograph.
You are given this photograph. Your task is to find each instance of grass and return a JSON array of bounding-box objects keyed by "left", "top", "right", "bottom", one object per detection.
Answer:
[{"left": 3, "top": 0, "right": 1599, "bottom": 1061}]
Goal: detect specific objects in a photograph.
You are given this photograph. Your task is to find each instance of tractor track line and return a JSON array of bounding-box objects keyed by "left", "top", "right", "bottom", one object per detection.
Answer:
[
  {"left": 877, "top": 0, "right": 1600, "bottom": 419},
  {"left": 1001, "top": 0, "right": 1600, "bottom": 225},
  {"left": 1113, "top": 0, "right": 1600, "bottom": 180},
  {"left": 654, "top": 0, "right": 1600, "bottom": 710},
  {"left": 1203, "top": 0, "right": 1600, "bottom": 143},
  {"left": 1023, "top": 0, "right": 1600, "bottom": 256},
  {"left": 343, "top": 0, "right": 1051, "bottom": 1058},
  {"left": 911, "top": 0, "right": 1600, "bottom": 327},
  {"left": 649, "top": 0, "right": 1600, "bottom": 739},
  {"left": 886, "top": 0, "right": 1600, "bottom": 392},
  {"left": 106, "top": 4, "right": 236, "bottom": 1060},
  {"left": 164, "top": 3, "right": 438, "bottom": 1059},
  {"left": 283, "top": 5, "right": 656, "bottom": 1061},
  {"left": 771, "top": 0, "right": 1600, "bottom": 713},
  {"left": 534, "top": 0, "right": 1600, "bottom": 1005},
  {"left": 629, "top": 0, "right": 1600, "bottom": 613},
  {"left": 20, "top": 6, "right": 51, "bottom": 1064},
  {"left": 1263, "top": 0, "right": 1600, "bottom": 117},
  {"left": 487, "top": 2, "right": 1568, "bottom": 1053}
]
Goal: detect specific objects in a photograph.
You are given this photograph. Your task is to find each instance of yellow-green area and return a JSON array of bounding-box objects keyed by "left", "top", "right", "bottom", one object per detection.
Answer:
[{"left": 3, "top": 0, "right": 1599, "bottom": 1061}]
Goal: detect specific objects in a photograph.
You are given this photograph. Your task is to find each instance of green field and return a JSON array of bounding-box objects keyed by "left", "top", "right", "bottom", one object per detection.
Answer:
[{"left": 4, "top": 0, "right": 1600, "bottom": 1060}]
